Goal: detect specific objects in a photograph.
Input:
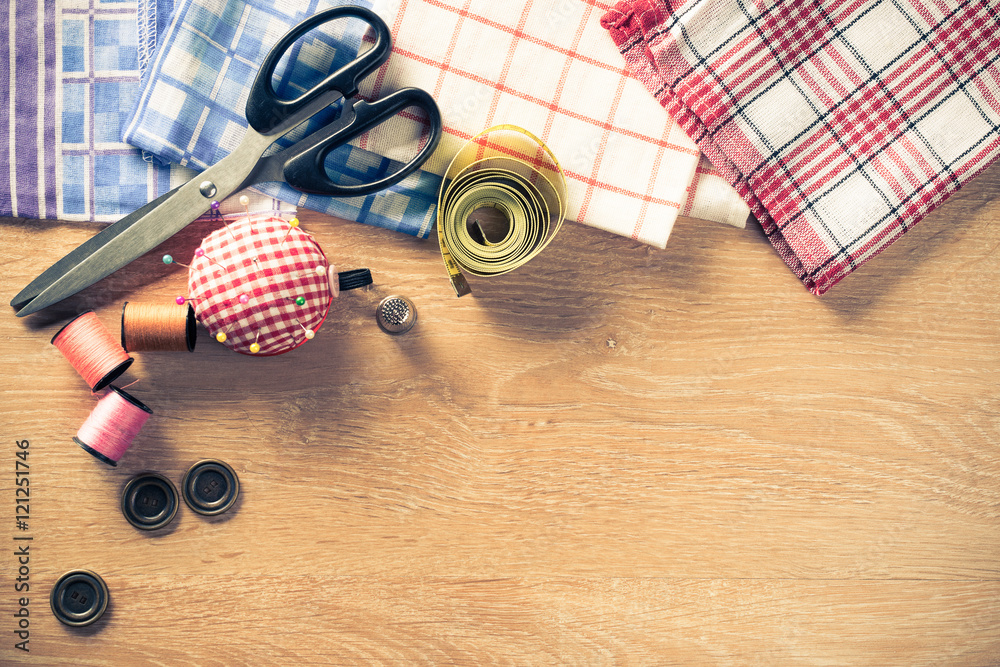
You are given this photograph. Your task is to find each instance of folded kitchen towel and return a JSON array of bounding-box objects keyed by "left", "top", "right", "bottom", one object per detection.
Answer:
[
  {"left": 125, "top": 0, "right": 751, "bottom": 246},
  {"left": 358, "top": 0, "right": 751, "bottom": 246},
  {"left": 603, "top": 0, "right": 1000, "bottom": 293}
]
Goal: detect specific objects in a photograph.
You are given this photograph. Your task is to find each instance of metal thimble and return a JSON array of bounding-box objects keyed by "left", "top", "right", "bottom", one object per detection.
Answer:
[{"left": 376, "top": 295, "right": 417, "bottom": 335}]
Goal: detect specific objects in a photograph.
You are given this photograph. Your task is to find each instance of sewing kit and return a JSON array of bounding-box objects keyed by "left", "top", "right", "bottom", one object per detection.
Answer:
[
  {"left": 50, "top": 570, "right": 110, "bottom": 628},
  {"left": 376, "top": 295, "right": 418, "bottom": 335},
  {"left": 52, "top": 311, "right": 133, "bottom": 391},
  {"left": 121, "top": 473, "right": 178, "bottom": 531},
  {"left": 1, "top": 0, "right": 994, "bottom": 650},
  {"left": 181, "top": 460, "right": 241, "bottom": 516},
  {"left": 120, "top": 460, "right": 240, "bottom": 531},
  {"left": 21, "top": 6, "right": 570, "bottom": 476},
  {"left": 19, "top": 4, "right": 572, "bottom": 630},
  {"left": 74, "top": 387, "right": 153, "bottom": 467},
  {"left": 179, "top": 214, "right": 350, "bottom": 356}
]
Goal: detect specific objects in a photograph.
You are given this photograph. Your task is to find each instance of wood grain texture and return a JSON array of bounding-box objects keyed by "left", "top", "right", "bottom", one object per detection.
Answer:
[{"left": 0, "top": 161, "right": 998, "bottom": 665}]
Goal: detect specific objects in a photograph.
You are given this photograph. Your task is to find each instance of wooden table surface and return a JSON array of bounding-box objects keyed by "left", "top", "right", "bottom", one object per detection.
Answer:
[{"left": 1, "top": 162, "right": 998, "bottom": 665}]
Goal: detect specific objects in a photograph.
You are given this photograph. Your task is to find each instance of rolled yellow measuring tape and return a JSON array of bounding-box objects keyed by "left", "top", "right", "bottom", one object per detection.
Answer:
[{"left": 437, "top": 125, "right": 567, "bottom": 296}]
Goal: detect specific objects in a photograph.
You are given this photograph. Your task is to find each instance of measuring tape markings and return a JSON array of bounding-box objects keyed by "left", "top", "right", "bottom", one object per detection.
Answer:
[{"left": 437, "top": 125, "right": 568, "bottom": 296}]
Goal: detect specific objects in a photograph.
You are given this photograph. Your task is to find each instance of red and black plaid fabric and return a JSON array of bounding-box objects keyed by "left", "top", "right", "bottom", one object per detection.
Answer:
[
  {"left": 603, "top": 0, "right": 1000, "bottom": 294},
  {"left": 188, "top": 217, "right": 332, "bottom": 356}
]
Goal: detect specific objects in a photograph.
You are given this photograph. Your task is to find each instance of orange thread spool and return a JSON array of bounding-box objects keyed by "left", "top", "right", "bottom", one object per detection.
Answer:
[
  {"left": 120, "top": 302, "right": 196, "bottom": 352},
  {"left": 51, "top": 311, "right": 133, "bottom": 391}
]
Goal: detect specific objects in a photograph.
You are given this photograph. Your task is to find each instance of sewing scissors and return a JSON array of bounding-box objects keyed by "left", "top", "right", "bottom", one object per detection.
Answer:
[{"left": 12, "top": 5, "right": 441, "bottom": 317}]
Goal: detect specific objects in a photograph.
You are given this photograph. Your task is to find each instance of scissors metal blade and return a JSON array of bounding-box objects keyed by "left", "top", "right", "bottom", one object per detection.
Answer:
[
  {"left": 10, "top": 187, "right": 180, "bottom": 312},
  {"left": 14, "top": 141, "right": 263, "bottom": 317},
  {"left": 11, "top": 87, "right": 347, "bottom": 317}
]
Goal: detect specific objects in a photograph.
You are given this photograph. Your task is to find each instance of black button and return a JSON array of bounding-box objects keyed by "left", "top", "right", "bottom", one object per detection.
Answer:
[
  {"left": 121, "top": 473, "right": 178, "bottom": 530},
  {"left": 182, "top": 460, "right": 240, "bottom": 516},
  {"left": 50, "top": 570, "right": 109, "bottom": 627}
]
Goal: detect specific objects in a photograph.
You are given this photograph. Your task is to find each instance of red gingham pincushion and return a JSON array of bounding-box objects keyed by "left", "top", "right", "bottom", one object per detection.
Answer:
[{"left": 187, "top": 216, "right": 333, "bottom": 355}]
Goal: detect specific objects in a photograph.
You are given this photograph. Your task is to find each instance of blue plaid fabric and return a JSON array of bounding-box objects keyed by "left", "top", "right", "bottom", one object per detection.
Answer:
[
  {"left": 1, "top": 1, "right": 168, "bottom": 221},
  {"left": 123, "top": 0, "right": 442, "bottom": 238},
  {"left": 0, "top": 0, "right": 290, "bottom": 223}
]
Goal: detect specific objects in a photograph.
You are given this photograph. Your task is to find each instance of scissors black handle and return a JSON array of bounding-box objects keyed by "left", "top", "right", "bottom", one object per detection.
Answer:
[
  {"left": 244, "top": 5, "right": 442, "bottom": 197},
  {"left": 279, "top": 87, "right": 442, "bottom": 197},
  {"left": 245, "top": 5, "right": 392, "bottom": 135}
]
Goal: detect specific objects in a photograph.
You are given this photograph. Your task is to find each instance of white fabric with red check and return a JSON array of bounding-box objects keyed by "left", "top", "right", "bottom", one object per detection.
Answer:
[{"left": 359, "top": 0, "right": 750, "bottom": 249}]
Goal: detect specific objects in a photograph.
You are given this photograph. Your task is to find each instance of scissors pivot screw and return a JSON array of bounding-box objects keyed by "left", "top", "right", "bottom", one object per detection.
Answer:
[{"left": 199, "top": 181, "right": 218, "bottom": 198}]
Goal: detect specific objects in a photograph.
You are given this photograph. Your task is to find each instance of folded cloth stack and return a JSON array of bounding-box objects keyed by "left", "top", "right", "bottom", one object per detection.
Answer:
[
  {"left": 9, "top": 0, "right": 995, "bottom": 295},
  {"left": 5, "top": 0, "right": 751, "bottom": 252},
  {"left": 125, "top": 0, "right": 445, "bottom": 237},
  {"left": 124, "top": 0, "right": 752, "bottom": 246},
  {"left": 0, "top": 0, "right": 293, "bottom": 223},
  {"left": 603, "top": 0, "right": 1000, "bottom": 294},
  {"left": 349, "top": 0, "right": 752, "bottom": 245}
]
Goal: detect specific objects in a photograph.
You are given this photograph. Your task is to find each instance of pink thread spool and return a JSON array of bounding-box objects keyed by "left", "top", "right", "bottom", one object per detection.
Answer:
[
  {"left": 52, "top": 311, "right": 133, "bottom": 391},
  {"left": 74, "top": 387, "right": 153, "bottom": 466}
]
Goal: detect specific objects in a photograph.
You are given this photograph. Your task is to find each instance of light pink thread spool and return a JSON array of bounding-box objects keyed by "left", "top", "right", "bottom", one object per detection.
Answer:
[
  {"left": 74, "top": 387, "right": 153, "bottom": 466},
  {"left": 52, "top": 311, "right": 133, "bottom": 391}
]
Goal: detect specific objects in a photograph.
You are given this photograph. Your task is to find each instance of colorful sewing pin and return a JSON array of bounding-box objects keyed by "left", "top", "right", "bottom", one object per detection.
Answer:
[
  {"left": 162, "top": 254, "right": 191, "bottom": 269},
  {"left": 297, "top": 320, "right": 315, "bottom": 340},
  {"left": 280, "top": 217, "right": 300, "bottom": 245},
  {"left": 194, "top": 247, "right": 225, "bottom": 274}
]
